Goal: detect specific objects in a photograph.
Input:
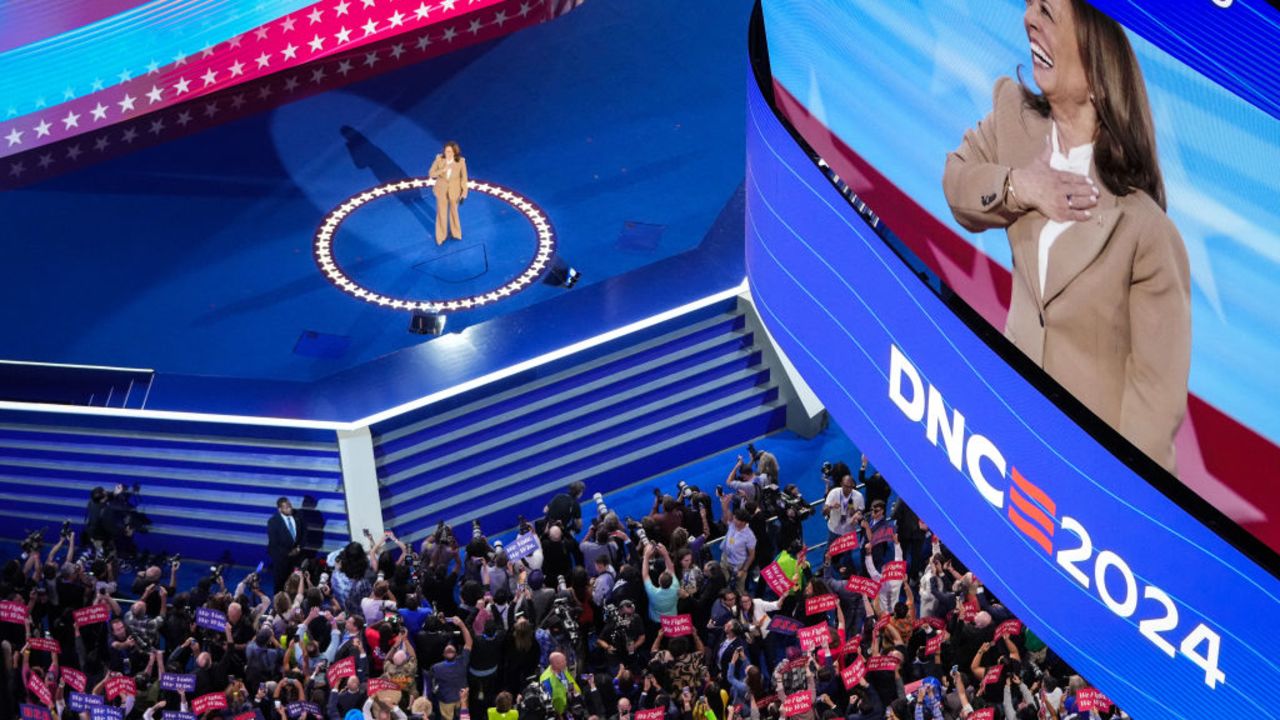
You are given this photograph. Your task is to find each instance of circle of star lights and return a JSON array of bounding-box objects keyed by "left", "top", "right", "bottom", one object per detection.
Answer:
[{"left": 313, "top": 177, "right": 557, "bottom": 313}]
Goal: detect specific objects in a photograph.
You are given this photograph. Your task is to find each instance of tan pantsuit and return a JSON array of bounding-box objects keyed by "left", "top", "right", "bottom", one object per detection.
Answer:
[{"left": 430, "top": 154, "right": 468, "bottom": 244}]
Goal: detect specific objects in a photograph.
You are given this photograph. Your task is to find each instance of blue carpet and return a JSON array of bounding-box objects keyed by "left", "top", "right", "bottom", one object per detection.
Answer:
[{"left": 0, "top": 0, "right": 752, "bottom": 381}]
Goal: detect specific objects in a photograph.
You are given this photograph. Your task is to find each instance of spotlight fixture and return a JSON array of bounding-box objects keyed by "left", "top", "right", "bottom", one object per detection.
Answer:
[{"left": 409, "top": 311, "right": 447, "bottom": 336}]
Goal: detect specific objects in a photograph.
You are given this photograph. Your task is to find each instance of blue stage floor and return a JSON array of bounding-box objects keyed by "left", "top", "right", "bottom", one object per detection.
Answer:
[{"left": 0, "top": 0, "right": 753, "bottom": 398}]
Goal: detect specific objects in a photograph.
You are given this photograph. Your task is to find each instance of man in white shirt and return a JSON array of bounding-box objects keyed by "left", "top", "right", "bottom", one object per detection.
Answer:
[{"left": 823, "top": 473, "right": 863, "bottom": 564}]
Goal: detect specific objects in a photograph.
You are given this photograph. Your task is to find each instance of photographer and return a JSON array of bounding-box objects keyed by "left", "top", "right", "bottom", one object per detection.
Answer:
[
  {"left": 85, "top": 485, "right": 123, "bottom": 554},
  {"left": 538, "top": 651, "right": 583, "bottom": 719},
  {"left": 823, "top": 472, "right": 864, "bottom": 566},
  {"left": 430, "top": 616, "right": 473, "bottom": 720},
  {"left": 596, "top": 599, "right": 644, "bottom": 671},
  {"left": 544, "top": 481, "right": 587, "bottom": 535}
]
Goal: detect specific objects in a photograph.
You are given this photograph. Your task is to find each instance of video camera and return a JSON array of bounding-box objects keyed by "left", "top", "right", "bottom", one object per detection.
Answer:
[{"left": 20, "top": 528, "right": 45, "bottom": 555}]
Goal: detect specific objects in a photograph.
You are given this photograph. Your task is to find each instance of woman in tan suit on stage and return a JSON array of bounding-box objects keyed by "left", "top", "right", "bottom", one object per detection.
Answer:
[
  {"left": 942, "top": 0, "right": 1190, "bottom": 473},
  {"left": 430, "top": 141, "right": 469, "bottom": 245}
]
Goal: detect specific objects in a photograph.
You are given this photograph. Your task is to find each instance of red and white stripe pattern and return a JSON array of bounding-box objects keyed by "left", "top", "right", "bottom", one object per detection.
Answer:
[{"left": 0, "top": 0, "right": 565, "bottom": 177}]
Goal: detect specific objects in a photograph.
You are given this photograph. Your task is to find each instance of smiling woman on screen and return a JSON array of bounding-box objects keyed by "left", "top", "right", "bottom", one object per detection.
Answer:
[{"left": 942, "top": 0, "right": 1191, "bottom": 474}]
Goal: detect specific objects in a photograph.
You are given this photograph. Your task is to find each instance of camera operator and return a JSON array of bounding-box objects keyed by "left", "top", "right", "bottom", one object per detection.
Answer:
[
  {"left": 543, "top": 481, "right": 586, "bottom": 535},
  {"left": 541, "top": 523, "right": 579, "bottom": 585},
  {"left": 596, "top": 597, "right": 645, "bottom": 671},
  {"left": 85, "top": 485, "right": 122, "bottom": 554},
  {"left": 774, "top": 484, "right": 810, "bottom": 551},
  {"left": 538, "top": 650, "right": 583, "bottom": 718},
  {"left": 430, "top": 616, "right": 474, "bottom": 720},
  {"left": 724, "top": 456, "right": 759, "bottom": 505}
]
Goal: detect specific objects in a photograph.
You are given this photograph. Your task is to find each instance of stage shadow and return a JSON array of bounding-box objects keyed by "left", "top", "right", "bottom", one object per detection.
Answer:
[{"left": 340, "top": 125, "right": 436, "bottom": 234}]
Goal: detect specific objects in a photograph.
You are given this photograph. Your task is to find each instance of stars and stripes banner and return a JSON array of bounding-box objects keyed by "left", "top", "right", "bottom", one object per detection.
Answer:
[{"left": 0, "top": 0, "right": 579, "bottom": 185}]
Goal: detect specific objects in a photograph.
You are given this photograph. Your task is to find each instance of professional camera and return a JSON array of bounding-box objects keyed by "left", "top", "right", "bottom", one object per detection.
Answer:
[
  {"left": 209, "top": 564, "right": 226, "bottom": 583},
  {"left": 60, "top": 520, "right": 73, "bottom": 539},
  {"left": 675, "top": 481, "right": 694, "bottom": 501},
  {"left": 521, "top": 676, "right": 556, "bottom": 720},
  {"left": 549, "top": 597, "right": 582, "bottom": 648},
  {"left": 593, "top": 492, "right": 608, "bottom": 518},
  {"left": 20, "top": 528, "right": 45, "bottom": 554},
  {"left": 747, "top": 443, "right": 761, "bottom": 464}
]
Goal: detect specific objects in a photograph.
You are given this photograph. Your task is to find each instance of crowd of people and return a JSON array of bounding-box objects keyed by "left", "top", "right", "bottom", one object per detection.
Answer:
[{"left": 1, "top": 446, "right": 1126, "bottom": 720}]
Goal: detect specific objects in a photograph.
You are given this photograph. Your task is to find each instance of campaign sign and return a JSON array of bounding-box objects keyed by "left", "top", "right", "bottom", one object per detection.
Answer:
[
  {"left": 960, "top": 598, "right": 979, "bottom": 623},
  {"left": 993, "top": 619, "right": 1023, "bottom": 641},
  {"left": 925, "top": 632, "right": 945, "bottom": 655},
  {"left": 916, "top": 616, "right": 947, "bottom": 632},
  {"left": 768, "top": 615, "right": 801, "bottom": 636},
  {"left": 836, "top": 636, "right": 860, "bottom": 658},
  {"left": 195, "top": 607, "right": 228, "bottom": 632},
  {"left": 844, "top": 576, "right": 877, "bottom": 598},
  {"left": 980, "top": 665, "right": 1004, "bottom": 688},
  {"left": 798, "top": 623, "right": 830, "bottom": 650},
  {"left": 327, "top": 656, "right": 356, "bottom": 686},
  {"left": 68, "top": 692, "right": 104, "bottom": 712},
  {"left": 73, "top": 604, "right": 110, "bottom": 627},
  {"left": 0, "top": 600, "right": 28, "bottom": 624},
  {"left": 870, "top": 523, "right": 896, "bottom": 546},
  {"left": 873, "top": 615, "right": 890, "bottom": 634},
  {"left": 865, "top": 655, "right": 900, "bottom": 673},
  {"left": 90, "top": 706, "right": 124, "bottom": 720},
  {"left": 660, "top": 614, "right": 693, "bottom": 637},
  {"left": 235, "top": 712, "right": 264, "bottom": 720},
  {"left": 26, "top": 674, "right": 53, "bottom": 707},
  {"left": 841, "top": 656, "right": 866, "bottom": 689},
  {"left": 20, "top": 704, "right": 53, "bottom": 720},
  {"left": 506, "top": 532, "right": 538, "bottom": 562},
  {"left": 62, "top": 667, "right": 87, "bottom": 692},
  {"left": 879, "top": 561, "right": 907, "bottom": 582},
  {"left": 1077, "top": 689, "right": 1113, "bottom": 712},
  {"left": 163, "top": 713, "right": 198, "bottom": 720},
  {"left": 635, "top": 708, "right": 665, "bottom": 720},
  {"left": 105, "top": 676, "right": 136, "bottom": 700},
  {"left": 193, "top": 692, "right": 228, "bottom": 714},
  {"left": 970, "top": 710, "right": 995, "bottom": 720},
  {"left": 160, "top": 673, "right": 197, "bottom": 693},
  {"left": 826, "top": 532, "right": 861, "bottom": 556},
  {"left": 804, "top": 594, "right": 839, "bottom": 615},
  {"left": 27, "top": 637, "right": 59, "bottom": 654},
  {"left": 367, "top": 677, "right": 399, "bottom": 694},
  {"left": 782, "top": 692, "right": 813, "bottom": 718},
  {"left": 286, "top": 702, "right": 322, "bottom": 718},
  {"left": 760, "top": 561, "right": 795, "bottom": 596}
]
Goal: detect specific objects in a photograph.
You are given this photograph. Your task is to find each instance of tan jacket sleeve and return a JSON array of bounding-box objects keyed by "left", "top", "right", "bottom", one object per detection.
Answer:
[
  {"left": 1119, "top": 212, "right": 1192, "bottom": 472},
  {"left": 943, "top": 77, "right": 1030, "bottom": 232},
  {"left": 460, "top": 159, "right": 469, "bottom": 199},
  {"left": 429, "top": 155, "right": 445, "bottom": 179}
]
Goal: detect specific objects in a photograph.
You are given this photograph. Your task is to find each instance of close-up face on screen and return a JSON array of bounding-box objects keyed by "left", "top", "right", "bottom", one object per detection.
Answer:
[{"left": 761, "top": 0, "right": 1280, "bottom": 544}]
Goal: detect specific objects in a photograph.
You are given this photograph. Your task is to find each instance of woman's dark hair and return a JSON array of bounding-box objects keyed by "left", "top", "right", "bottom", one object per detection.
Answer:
[
  {"left": 1019, "top": 0, "right": 1165, "bottom": 209},
  {"left": 443, "top": 141, "right": 463, "bottom": 161},
  {"left": 495, "top": 691, "right": 513, "bottom": 713},
  {"left": 337, "top": 542, "right": 368, "bottom": 579}
]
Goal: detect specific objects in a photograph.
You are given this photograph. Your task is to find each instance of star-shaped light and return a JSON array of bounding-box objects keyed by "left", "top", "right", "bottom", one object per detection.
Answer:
[
  {"left": 336, "top": 26, "right": 353, "bottom": 43},
  {"left": 117, "top": 68, "right": 132, "bottom": 83},
  {"left": 228, "top": 60, "right": 246, "bottom": 77},
  {"left": 389, "top": 43, "right": 405, "bottom": 60},
  {"left": 309, "top": 34, "right": 325, "bottom": 52},
  {"left": 200, "top": 43, "right": 216, "bottom": 58},
  {"left": 149, "top": 118, "right": 165, "bottom": 134},
  {"left": 364, "top": 51, "right": 379, "bottom": 67},
  {"left": 62, "top": 87, "right": 75, "bottom": 101},
  {"left": 121, "top": 127, "right": 139, "bottom": 143},
  {"left": 335, "top": 0, "right": 351, "bottom": 16},
  {"left": 204, "top": 101, "right": 220, "bottom": 118},
  {"left": 146, "top": 86, "right": 164, "bottom": 104},
  {"left": 283, "top": 76, "right": 300, "bottom": 92},
  {"left": 337, "top": 59, "right": 354, "bottom": 76},
  {"left": 173, "top": 77, "right": 192, "bottom": 95},
  {"left": 201, "top": 68, "right": 218, "bottom": 86},
  {"left": 518, "top": 2, "right": 532, "bottom": 17},
  {"left": 176, "top": 110, "right": 193, "bottom": 126},
  {"left": 255, "top": 52, "right": 272, "bottom": 69},
  {"left": 308, "top": 8, "right": 324, "bottom": 23},
  {"left": 414, "top": 3, "right": 431, "bottom": 20},
  {"left": 282, "top": 43, "right": 299, "bottom": 60},
  {"left": 468, "top": 18, "right": 482, "bottom": 34},
  {"left": 230, "top": 94, "right": 246, "bottom": 110},
  {"left": 94, "top": 136, "right": 110, "bottom": 151},
  {"left": 33, "top": 119, "right": 53, "bottom": 138},
  {"left": 90, "top": 78, "right": 105, "bottom": 91},
  {"left": 281, "top": 16, "right": 297, "bottom": 32},
  {"left": 254, "top": 26, "right": 270, "bottom": 40},
  {"left": 442, "top": 0, "right": 457, "bottom": 10},
  {"left": 362, "top": 19, "right": 378, "bottom": 36},
  {"left": 9, "top": 161, "right": 25, "bottom": 177},
  {"left": 311, "top": 67, "right": 328, "bottom": 84},
  {"left": 388, "top": 10, "right": 406, "bottom": 27},
  {"left": 146, "top": 59, "right": 161, "bottom": 74},
  {"left": 494, "top": 10, "right": 508, "bottom": 27},
  {"left": 442, "top": 26, "right": 457, "bottom": 42},
  {"left": 4, "top": 128, "right": 22, "bottom": 146},
  {"left": 61, "top": 110, "right": 81, "bottom": 129},
  {"left": 415, "top": 34, "right": 432, "bottom": 50},
  {"left": 257, "top": 85, "right": 274, "bottom": 100}
]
